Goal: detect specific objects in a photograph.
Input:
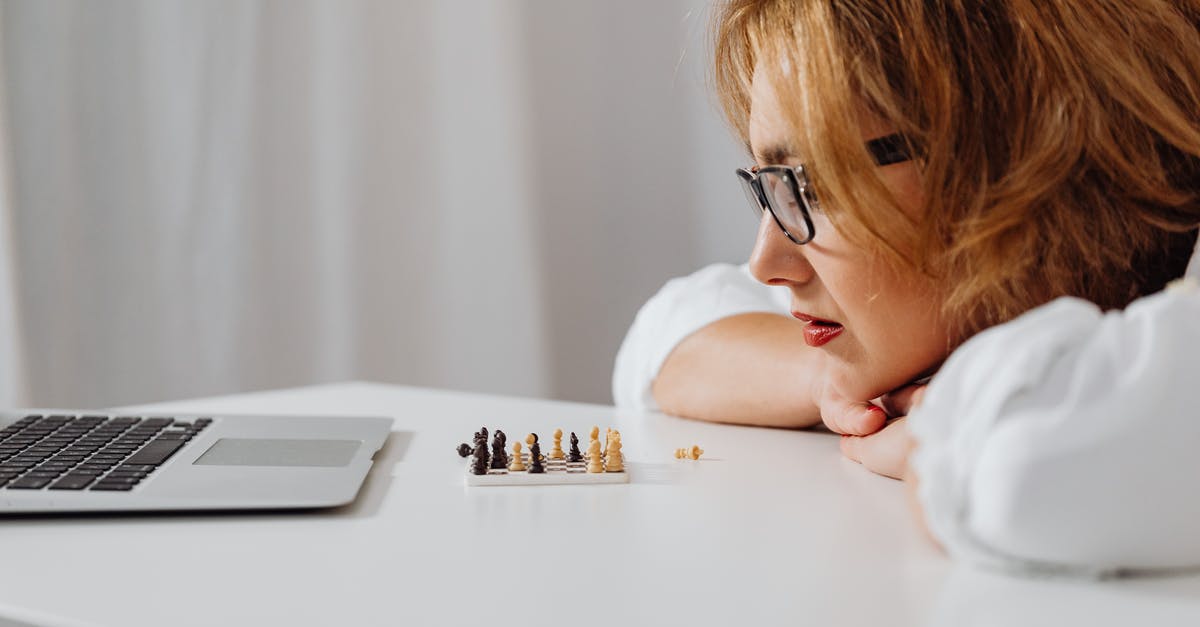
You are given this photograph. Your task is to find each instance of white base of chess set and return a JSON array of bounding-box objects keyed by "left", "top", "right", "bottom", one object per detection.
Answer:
[{"left": 465, "top": 453, "right": 629, "bottom": 486}]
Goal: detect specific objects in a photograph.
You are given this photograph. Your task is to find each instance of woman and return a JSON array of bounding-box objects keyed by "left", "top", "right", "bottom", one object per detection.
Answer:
[{"left": 615, "top": 0, "right": 1200, "bottom": 575}]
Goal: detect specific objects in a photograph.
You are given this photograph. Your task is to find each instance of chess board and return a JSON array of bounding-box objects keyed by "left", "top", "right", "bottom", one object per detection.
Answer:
[{"left": 465, "top": 452, "right": 630, "bottom": 486}]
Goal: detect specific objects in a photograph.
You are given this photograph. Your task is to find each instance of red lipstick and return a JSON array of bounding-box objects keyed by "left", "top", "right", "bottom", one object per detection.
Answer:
[{"left": 792, "top": 312, "right": 845, "bottom": 347}]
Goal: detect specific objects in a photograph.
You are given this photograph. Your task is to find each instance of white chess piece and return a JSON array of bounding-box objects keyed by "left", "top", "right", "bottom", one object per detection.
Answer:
[
  {"left": 508, "top": 442, "right": 527, "bottom": 471},
  {"left": 550, "top": 428, "right": 565, "bottom": 460},
  {"left": 586, "top": 438, "right": 603, "bottom": 473},
  {"left": 605, "top": 433, "right": 624, "bottom": 472}
]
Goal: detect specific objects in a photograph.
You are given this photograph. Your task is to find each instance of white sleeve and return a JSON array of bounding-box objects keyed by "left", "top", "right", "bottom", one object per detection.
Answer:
[
  {"left": 910, "top": 278, "right": 1200, "bottom": 577},
  {"left": 612, "top": 262, "right": 790, "bottom": 411}
]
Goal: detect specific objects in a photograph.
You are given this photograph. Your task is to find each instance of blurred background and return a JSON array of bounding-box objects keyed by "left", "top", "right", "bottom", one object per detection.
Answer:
[{"left": 0, "top": 0, "right": 753, "bottom": 409}]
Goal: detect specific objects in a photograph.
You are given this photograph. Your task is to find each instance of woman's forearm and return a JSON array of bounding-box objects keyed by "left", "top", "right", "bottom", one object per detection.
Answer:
[{"left": 652, "top": 312, "right": 821, "bottom": 428}]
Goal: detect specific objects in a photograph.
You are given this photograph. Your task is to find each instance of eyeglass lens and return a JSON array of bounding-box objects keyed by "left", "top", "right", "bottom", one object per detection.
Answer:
[{"left": 759, "top": 170, "right": 813, "bottom": 242}]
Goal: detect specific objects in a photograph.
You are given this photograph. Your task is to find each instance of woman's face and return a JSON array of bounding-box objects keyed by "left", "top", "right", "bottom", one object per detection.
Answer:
[{"left": 747, "top": 71, "right": 953, "bottom": 402}]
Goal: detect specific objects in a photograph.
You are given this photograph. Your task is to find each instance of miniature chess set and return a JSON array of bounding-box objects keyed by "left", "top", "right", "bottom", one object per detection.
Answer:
[{"left": 456, "top": 426, "right": 629, "bottom": 486}]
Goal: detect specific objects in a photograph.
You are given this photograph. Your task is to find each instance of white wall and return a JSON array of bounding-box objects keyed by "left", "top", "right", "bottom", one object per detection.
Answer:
[{"left": 0, "top": 0, "right": 754, "bottom": 407}]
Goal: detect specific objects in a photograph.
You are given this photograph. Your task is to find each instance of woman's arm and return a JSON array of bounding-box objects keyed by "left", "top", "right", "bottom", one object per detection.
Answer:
[
  {"left": 652, "top": 312, "right": 822, "bottom": 427},
  {"left": 613, "top": 263, "right": 792, "bottom": 415},
  {"left": 909, "top": 282, "right": 1200, "bottom": 576},
  {"left": 614, "top": 262, "right": 899, "bottom": 431}
]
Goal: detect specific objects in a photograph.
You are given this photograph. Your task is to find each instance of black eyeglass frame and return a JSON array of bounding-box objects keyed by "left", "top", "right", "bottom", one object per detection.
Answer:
[{"left": 736, "top": 133, "right": 913, "bottom": 245}]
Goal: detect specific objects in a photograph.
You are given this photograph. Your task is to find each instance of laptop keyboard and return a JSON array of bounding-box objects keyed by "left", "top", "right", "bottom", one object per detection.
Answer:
[{"left": 0, "top": 414, "right": 211, "bottom": 492}]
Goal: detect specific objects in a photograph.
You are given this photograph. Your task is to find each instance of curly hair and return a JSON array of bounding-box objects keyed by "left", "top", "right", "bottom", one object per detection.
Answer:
[{"left": 714, "top": 0, "right": 1200, "bottom": 336}]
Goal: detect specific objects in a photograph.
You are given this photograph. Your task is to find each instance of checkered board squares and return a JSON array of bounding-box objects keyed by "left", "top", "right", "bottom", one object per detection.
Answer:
[{"left": 465, "top": 452, "right": 629, "bottom": 486}]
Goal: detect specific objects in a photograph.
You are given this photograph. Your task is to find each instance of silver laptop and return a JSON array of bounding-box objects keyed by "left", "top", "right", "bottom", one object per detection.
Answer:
[{"left": 0, "top": 410, "right": 392, "bottom": 514}]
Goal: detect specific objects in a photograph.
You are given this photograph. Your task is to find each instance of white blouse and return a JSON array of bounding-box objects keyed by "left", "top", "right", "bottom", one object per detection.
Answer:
[{"left": 613, "top": 245, "right": 1200, "bottom": 576}]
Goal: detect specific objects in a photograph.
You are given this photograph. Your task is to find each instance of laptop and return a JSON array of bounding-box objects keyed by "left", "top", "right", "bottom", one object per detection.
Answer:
[{"left": 0, "top": 410, "right": 392, "bottom": 514}]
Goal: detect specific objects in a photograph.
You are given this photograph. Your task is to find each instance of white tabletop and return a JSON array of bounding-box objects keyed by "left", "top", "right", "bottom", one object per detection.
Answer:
[{"left": 2, "top": 382, "right": 1198, "bottom": 627}]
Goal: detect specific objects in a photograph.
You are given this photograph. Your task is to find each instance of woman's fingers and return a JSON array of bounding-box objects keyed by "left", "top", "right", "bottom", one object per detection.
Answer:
[
  {"left": 821, "top": 395, "right": 888, "bottom": 435},
  {"left": 840, "top": 417, "right": 911, "bottom": 479}
]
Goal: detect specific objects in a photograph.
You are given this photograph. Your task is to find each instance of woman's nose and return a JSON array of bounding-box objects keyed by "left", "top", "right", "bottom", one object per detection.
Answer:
[{"left": 748, "top": 210, "right": 816, "bottom": 287}]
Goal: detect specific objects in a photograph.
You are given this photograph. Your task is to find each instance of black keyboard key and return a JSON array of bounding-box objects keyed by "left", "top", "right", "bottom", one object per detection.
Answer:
[
  {"left": 89, "top": 483, "right": 135, "bottom": 491},
  {"left": 49, "top": 475, "right": 97, "bottom": 490},
  {"left": 125, "top": 439, "right": 186, "bottom": 465},
  {"left": 8, "top": 476, "right": 53, "bottom": 489},
  {"left": 97, "top": 473, "right": 141, "bottom": 482},
  {"left": 116, "top": 465, "right": 156, "bottom": 473},
  {"left": 105, "top": 474, "right": 147, "bottom": 482}
]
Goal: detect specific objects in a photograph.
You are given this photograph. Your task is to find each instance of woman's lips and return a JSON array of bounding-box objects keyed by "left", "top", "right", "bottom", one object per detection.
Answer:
[{"left": 792, "top": 312, "right": 845, "bottom": 347}]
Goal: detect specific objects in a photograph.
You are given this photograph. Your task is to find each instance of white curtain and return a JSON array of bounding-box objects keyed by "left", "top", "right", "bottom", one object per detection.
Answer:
[
  {"left": 0, "top": 0, "right": 752, "bottom": 408},
  {"left": 0, "top": 7, "right": 27, "bottom": 407}
]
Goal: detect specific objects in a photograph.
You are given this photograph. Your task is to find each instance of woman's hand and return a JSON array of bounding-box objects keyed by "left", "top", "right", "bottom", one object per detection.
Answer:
[
  {"left": 838, "top": 385, "right": 926, "bottom": 479},
  {"left": 810, "top": 365, "right": 889, "bottom": 436}
]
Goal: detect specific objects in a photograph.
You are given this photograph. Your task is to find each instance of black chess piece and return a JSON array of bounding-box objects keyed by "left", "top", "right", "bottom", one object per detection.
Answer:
[
  {"left": 470, "top": 441, "right": 489, "bottom": 475},
  {"left": 528, "top": 439, "right": 545, "bottom": 473},
  {"left": 456, "top": 443, "right": 473, "bottom": 458},
  {"left": 567, "top": 432, "right": 582, "bottom": 462},
  {"left": 490, "top": 430, "right": 509, "bottom": 469}
]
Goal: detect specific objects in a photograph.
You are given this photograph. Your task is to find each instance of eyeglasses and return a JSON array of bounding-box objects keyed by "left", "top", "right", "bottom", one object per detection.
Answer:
[{"left": 736, "top": 133, "right": 913, "bottom": 245}]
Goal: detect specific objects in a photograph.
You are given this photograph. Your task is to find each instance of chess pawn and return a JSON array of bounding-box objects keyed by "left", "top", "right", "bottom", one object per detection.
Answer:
[
  {"left": 675, "top": 445, "right": 704, "bottom": 460},
  {"left": 605, "top": 434, "right": 624, "bottom": 472},
  {"left": 586, "top": 438, "right": 604, "bottom": 473},
  {"left": 550, "top": 428, "right": 565, "bottom": 460},
  {"left": 508, "top": 442, "right": 527, "bottom": 471}
]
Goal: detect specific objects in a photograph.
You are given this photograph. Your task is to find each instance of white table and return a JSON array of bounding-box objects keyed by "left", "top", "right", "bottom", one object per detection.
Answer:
[{"left": 2, "top": 382, "right": 1198, "bottom": 626}]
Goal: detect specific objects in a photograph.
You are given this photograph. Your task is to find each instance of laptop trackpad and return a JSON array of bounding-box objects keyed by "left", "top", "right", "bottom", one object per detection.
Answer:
[{"left": 193, "top": 438, "right": 361, "bottom": 467}]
